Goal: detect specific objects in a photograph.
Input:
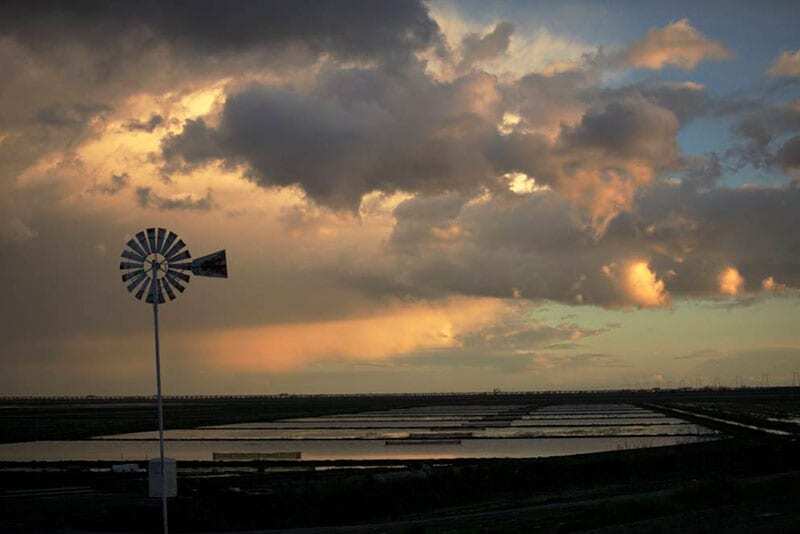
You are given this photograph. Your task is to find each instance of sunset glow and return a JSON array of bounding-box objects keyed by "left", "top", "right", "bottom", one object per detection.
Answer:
[{"left": 3, "top": 1, "right": 800, "bottom": 395}]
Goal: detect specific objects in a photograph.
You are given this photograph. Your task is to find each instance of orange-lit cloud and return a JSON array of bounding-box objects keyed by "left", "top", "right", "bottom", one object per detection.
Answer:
[
  {"left": 767, "top": 49, "right": 800, "bottom": 77},
  {"left": 761, "top": 276, "right": 786, "bottom": 292},
  {"left": 624, "top": 261, "right": 670, "bottom": 308},
  {"left": 604, "top": 260, "right": 670, "bottom": 308},
  {"left": 719, "top": 266, "right": 745, "bottom": 296},
  {"left": 558, "top": 162, "right": 655, "bottom": 233},
  {"left": 195, "top": 298, "right": 507, "bottom": 372},
  {"left": 623, "top": 19, "right": 731, "bottom": 71}
]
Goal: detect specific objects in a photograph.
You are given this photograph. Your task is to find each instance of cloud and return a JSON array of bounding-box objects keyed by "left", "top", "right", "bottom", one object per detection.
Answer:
[
  {"left": 537, "top": 352, "right": 631, "bottom": 369},
  {"left": 0, "top": 0, "right": 447, "bottom": 213},
  {"left": 135, "top": 186, "right": 213, "bottom": 211},
  {"left": 124, "top": 114, "right": 164, "bottom": 133},
  {"left": 35, "top": 103, "right": 111, "bottom": 128},
  {"left": 675, "top": 348, "right": 723, "bottom": 361},
  {"left": 718, "top": 266, "right": 745, "bottom": 296},
  {"left": 3, "top": 2, "right": 800, "bottom": 395},
  {"left": 330, "top": 178, "right": 800, "bottom": 308},
  {"left": 554, "top": 95, "right": 680, "bottom": 229},
  {"left": 768, "top": 49, "right": 800, "bottom": 77},
  {"left": 196, "top": 297, "right": 505, "bottom": 372},
  {"left": 0, "top": 216, "right": 37, "bottom": 243},
  {"left": 386, "top": 308, "right": 619, "bottom": 373},
  {"left": 163, "top": 71, "right": 681, "bottom": 232},
  {"left": 622, "top": 19, "right": 731, "bottom": 71},
  {"left": 458, "top": 21, "right": 515, "bottom": 72},
  {"left": 726, "top": 100, "right": 800, "bottom": 171},
  {"left": 762, "top": 276, "right": 787, "bottom": 292},
  {"left": 776, "top": 135, "right": 800, "bottom": 173},
  {"left": 616, "top": 260, "right": 670, "bottom": 308},
  {"left": 89, "top": 172, "right": 130, "bottom": 195},
  {"left": 1, "top": 1, "right": 444, "bottom": 64},
  {"left": 161, "top": 67, "right": 505, "bottom": 210},
  {"left": 604, "top": 80, "right": 711, "bottom": 125}
]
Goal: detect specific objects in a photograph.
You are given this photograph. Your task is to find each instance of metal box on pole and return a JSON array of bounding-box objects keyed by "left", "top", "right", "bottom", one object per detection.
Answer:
[{"left": 149, "top": 458, "right": 177, "bottom": 498}]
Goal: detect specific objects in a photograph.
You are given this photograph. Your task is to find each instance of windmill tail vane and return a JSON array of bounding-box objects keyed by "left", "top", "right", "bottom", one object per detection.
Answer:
[{"left": 120, "top": 227, "right": 228, "bottom": 303}]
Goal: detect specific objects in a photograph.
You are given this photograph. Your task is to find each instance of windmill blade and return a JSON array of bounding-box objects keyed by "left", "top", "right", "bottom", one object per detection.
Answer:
[
  {"left": 146, "top": 228, "right": 158, "bottom": 254},
  {"left": 121, "top": 227, "right": 224, "bottom": 304},
  {"left": 120, "top": 261, "right": 144, "bottom": 271},
  {"left": 127, "top": 238, "right": 147, "bottom": 258},
  {"left": 136, "top": 231, "right": 151, "bottom": 254},
  {"left": 161, "top": 278, "right": 176, "bottom": 301},
  {"left": 155, "top": 228, "right": 167, "bottom": 254},
  {"left": 145, "top": 277, "right": 165, "bottom": 304},
  {"left": 135, "top": 279, "right": 149, "bottom": 300},
  {"left": 126, "top": 272, "right": 148, "bottom": 293},
  {"left": 165, "top": 271, "right": 187, "bottom": 292},
  {"left": 167, "top": 269, "right": 190, "bottom": 284},
  {"left": 122, "top": 269, "right": 145, "bottom": 282},
  {"left": 160, "top": 231, "right": 178, "bottom": 255},
  {"left": 167, "top": 249, "right": 191, "bottom": 263},
  {"left": 121, "top": 249, "right": 145, "bottom": 263},
  {"left": 190, "top": 250, "right": 227, "bottom": 278},
  {"left": 164, "top": 239, "right": 185, "bottom": 260}
]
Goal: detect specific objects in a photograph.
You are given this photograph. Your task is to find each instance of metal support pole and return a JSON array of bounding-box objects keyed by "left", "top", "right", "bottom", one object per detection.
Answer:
[{"left": 152, "top": 270, "right": 169, "bottom": 534}]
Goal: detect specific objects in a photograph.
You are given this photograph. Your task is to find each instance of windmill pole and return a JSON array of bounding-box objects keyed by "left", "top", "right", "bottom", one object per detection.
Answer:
[
  {"left": 121, "top": 230, "right": 227, "bottom": 534},
  {"left": 152, "top": 266, "right": 169, "bottom": 534}
]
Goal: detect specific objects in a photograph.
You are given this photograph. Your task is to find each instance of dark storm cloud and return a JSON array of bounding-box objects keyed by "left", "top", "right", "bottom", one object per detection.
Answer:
[
  {"left": 125, "top": 114, "right": 165, "bottom": 133},
  {"left": 371, "top": 191, "right": 622, "bottom": 305},
  {"left": 0, "top": 0, "right": 447, "bottom": 206},
  {"left": 0, "top": 1, "right": 452, "bottom": 367},
  {"left": 600, "top": 81, "right": 711, "bottom": 125},
  {"left": 559, "top": 94, "right": 679, "bottom": 165},
  {"left": 332, "top": 178, "right": 800, "bottom": 308},
  {"left": 162, "top": 64, "right": 505, "bottom": 209},
  {"left": 0, "top": 0, "right": 444, "bottom": 63},
  {"left": 162, "top": 63, "right": 685, "bottom": 221},
  {"left": 135, "top": 186, "right": 213, "bottom": 211},
  {"left": 89, "top": 173, "right": 130, "bottom": 196},
  {"left": 635, "top": 182, "right": 800, "bottom": 294},
  {"left": 680, "top": 153, "right": 723, "bottom": 190},
  {"left": 35, "top": 103, "right": 111, "bottom": 128},
  {"left": 503, "top": 68, "right": 594, "bottom": 133},
  {"left": 160, "top": 118, "right": 222, "bottom": 169},
  {"left": 458, "top": 22, "right": 515, "bottom": 72},
  {"left": 725, "top": 100, "right": 800, "bottom": 171}
]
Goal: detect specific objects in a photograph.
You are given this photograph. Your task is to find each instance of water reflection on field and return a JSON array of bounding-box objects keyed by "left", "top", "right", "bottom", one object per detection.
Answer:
[{"left": 0, "top": 403, "right": 719, "bottom": 462}]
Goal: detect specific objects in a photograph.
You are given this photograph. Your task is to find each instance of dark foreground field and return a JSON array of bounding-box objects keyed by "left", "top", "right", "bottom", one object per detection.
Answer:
[{"left": 1, "top": 388, "right": 799, "bottom": 532}]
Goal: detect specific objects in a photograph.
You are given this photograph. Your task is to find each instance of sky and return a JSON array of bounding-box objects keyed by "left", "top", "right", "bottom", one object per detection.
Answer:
[{"left": 2, "top": 0, "right": 800, "bottom": 395}]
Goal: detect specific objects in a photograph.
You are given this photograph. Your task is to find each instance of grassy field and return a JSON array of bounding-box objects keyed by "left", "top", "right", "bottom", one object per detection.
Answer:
[
  {"left": 1, "top": 437, "right": 799, "bottom": 532},
  {"left": 1, "top": 388, "right": 799, "bottom": 531},
  {"left": 3, "top": 387, "right": 798, "bottom": 443}
]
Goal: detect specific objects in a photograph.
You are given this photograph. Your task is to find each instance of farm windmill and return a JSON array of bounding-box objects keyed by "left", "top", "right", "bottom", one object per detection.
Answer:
[{"left": 120, "top": 228, "right": 227, "bottom": 533}]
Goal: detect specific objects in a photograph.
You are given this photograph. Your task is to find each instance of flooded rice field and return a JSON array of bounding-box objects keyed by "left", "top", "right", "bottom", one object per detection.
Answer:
[{"left": 0, "top": 403, "right": 719, "bottom": 462}]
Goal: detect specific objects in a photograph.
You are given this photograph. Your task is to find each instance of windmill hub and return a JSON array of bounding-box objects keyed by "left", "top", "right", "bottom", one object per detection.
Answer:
[
  {"left": 120, "top": 227, "right": 227, "bottom": 303},
  {"left": 143, "top": 253, "right": 169, "bottom": 279}
]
